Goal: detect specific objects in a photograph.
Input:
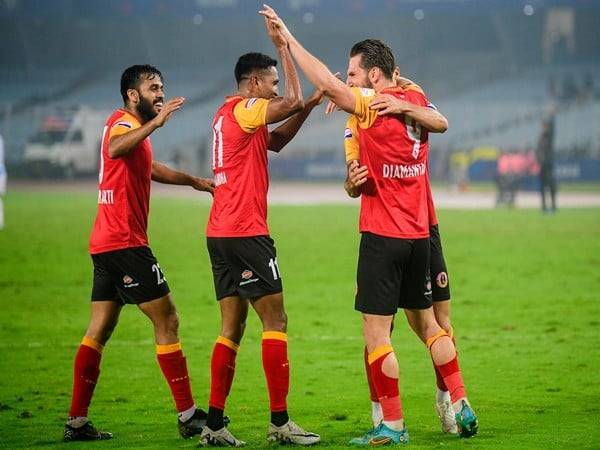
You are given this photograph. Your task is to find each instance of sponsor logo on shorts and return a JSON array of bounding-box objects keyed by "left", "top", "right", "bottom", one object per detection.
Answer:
[
  {"left": 239, "top": 278, "right": 259, "bottom": 286},
  {"left": 425, "top": 280, "right": 432, "bottom": 296},
  {"left": 123, "top": 275, "right": 139, "bottom": 288},
  {"left": 239, "top": 269, "right": 258, "bottom": 286},
  {"left": 436, "top": 272, "right": 448, "bottom": 288},
  {"left": 241, "top": 270, "right": 253, "bottom": 280}
]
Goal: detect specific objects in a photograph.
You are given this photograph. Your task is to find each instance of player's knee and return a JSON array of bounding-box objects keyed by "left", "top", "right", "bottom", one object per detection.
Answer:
[
  {"left": 437, "top": 318, "right": 452, "bottom": 334},
  {"left": 166, "top": 311, "right": 180, "bottom": 334},
  {"left": 155, "top": 311, "right": 179, "bottom": 337},
  {"left": 263, "top": 310, "right": 287, "bottom": 332}
]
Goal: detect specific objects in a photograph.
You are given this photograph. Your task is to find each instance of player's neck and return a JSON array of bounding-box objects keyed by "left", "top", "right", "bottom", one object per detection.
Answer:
[
  {"left": 236, "top": 88, "right": 255, "bottom": 99},
  {"left": 374, "top": 79, "right": 396, "bottom": 93},
  {"left": 123, "top": 105, "right": 145, "bottom": 125}
]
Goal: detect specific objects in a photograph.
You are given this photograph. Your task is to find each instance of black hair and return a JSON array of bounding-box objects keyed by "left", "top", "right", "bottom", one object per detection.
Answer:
[
  {"left": 350, "top": 39, "right": 395, "bottom": 80},
  {"left": 120, "top": 64, "right": 163, "bottom": 103},
  {"left": 234, "top": 53, "right": 277, "bottom": 85}
]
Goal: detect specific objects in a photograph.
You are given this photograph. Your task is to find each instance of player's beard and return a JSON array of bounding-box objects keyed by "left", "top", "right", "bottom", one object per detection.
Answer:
[{"left": 137, "top": 94, "right": 159, "bottom": 122}]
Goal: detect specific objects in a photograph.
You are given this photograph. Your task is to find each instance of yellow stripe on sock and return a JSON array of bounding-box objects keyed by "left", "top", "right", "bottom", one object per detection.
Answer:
[
  {"left": 426, "top": 329, "right": 448, "bottom": 350},
  {"left": 216, "top": 336, "right": 240, "bottom": 352},
  {"left": 262, "top": 331, "right": 287, "bottom": 342},
  {"left": 156, "top": 342, "right": 182, "bottom": 355},
  {"left": 81, "top": 336, "right": 104, "bottom": 353},
  {"left": 368, "top": 345, "right": 394, "bottom": 365}
]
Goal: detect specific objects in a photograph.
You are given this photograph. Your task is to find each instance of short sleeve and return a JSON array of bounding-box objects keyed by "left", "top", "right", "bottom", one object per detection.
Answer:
[
  {"left": 344, "top": 116, "right": 360, "bottom": 162},
  {"left": 350, "top": 87, "right": 378, "bottom": 129},
  {"left": 233, "top": 97, "right": 270, "bottom": 133},
  {"left": 108, "top": 113, "right": 140, "bottom": 139}
]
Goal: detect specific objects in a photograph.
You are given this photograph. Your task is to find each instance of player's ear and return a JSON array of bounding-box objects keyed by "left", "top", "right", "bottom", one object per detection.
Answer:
[
  {"left": 368, "top": 67, "right": 378, "bottom": 84},
  {"left": 127, "top": 88, "right": 139, "bottom": 104}
]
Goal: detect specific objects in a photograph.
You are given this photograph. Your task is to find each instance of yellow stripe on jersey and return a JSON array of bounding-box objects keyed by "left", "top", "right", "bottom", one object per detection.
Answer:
[
  {"left": 351, "top": 86, "right": 378, "bottom": 130},
  {"left": 233, "top": 97, "right": 269, "bottom": 133},
  {"left": 344, "top": 116, "right": 360, "bottom": 162},
  {"left": 108, "top": 111, "right": 141, "bottom": 139}
]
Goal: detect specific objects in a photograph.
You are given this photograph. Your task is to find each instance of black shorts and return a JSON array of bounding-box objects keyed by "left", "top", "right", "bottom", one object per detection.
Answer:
[
  {"left": 206, "top": 236, "right": 283, "bottom": 300},
  {"left": 430, "top": 224, "right": 451, "bottom": 302},
  {"left": 91, "top": 246, "right": 170, "bottom": 305},
  {"left": 355, "top": 232, "right": 432, "bottom": 315}
]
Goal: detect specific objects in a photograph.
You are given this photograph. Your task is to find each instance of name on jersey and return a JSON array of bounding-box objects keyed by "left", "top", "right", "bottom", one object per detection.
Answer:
[
  {"left": 214, "top": 172, "right": 227, "bottom": 187},
  {"left": 98, "top": 189, "right": 114, "bottom": 204},
  {"left": 383, "top": 163, "right": 426, "bottom": 179}
]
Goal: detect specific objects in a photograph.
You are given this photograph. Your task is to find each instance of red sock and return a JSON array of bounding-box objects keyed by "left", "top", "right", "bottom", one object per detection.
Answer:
[
  {"left": 436, "top": 356, "right": 466, "bottom": 403},
  {"left": 434, "top": 364, "right": 448, "bottom": 391},
  {"left": 262, "top": 332, "right": 289, "bottom": 412},
  {"left": 156, "top": 342, "right": 194, "bottom": 413},
  {"left": 69, "top": 336, "right": 103, "bottom": 417},
  {"left": 209, "top": 337, "right": 239, "bottom": 410},
  {"left": 364, "top": 346, "right": 378, "bottom": 402},
  {"left": 368, "top": 345, "right": 402, "bottom": 422}
]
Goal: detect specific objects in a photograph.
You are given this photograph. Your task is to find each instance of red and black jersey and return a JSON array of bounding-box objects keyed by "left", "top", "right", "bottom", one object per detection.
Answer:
[
  {"left": 350, "top": 85, "right": 431, "bottom": 238},
  {"left": 206, "top": 95, "right": 272, "bottom": 237},
  {"left": 89, "top": 109, "right": 152, "bottom": 254}
]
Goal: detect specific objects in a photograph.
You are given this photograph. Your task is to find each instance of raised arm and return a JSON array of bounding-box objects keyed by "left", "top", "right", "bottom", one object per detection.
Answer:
[
  {"left": 108, "top": 97, "right": 185, "bottom": 158},
  {"left": 259, "top": 5, "right": 356, "bottom": 114},
  {"left": 263, "top": 17, "right": 304, "bottom": 124},
  {"left": 268, "top": 89, "right": 324, "bottom": 152},
  {"left": 151, "top": 161, "right": 214, "bottom": 194}
]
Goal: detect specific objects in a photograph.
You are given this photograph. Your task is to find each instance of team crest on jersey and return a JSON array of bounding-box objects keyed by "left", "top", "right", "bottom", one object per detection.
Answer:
[
  {"left": 344, "top": 128, "right": 353, "bottom": 139},
  {"left": 241, "top": 270, "right": 253, "bottom": 280},
  {"left": 359, "top": 88, "right": 374, "bottom": 96},
  {"left": 246, "top": 98, "right": 258, "bottom": 109},
  {"left": 436, "top": 272, "right": 448, "bottom": 288}
]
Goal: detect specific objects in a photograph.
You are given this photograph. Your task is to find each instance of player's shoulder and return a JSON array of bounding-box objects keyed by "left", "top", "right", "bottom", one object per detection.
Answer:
[
  {"left": 351, "top": 86, "right": 376, "bottom": 98},
  {"left": 234, "top": 96, "right": 270, "bottom": 111},
  {"left": 109, "top": 109, "right": 140, "bottom": 129}
]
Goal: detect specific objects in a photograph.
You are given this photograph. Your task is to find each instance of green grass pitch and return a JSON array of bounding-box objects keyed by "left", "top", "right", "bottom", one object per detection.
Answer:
[{"left": 1, "top": 192, "right": 599, "bottom": 448}]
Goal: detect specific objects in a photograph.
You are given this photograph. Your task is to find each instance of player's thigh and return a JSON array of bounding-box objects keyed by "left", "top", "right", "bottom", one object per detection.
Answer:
[
  {"left": 105, "top": 246, "right": 171, "bottom": 305},
  {"left": 137, "top": 293, "right": 177, "bottom": 326},
  {"left": 398, "top": 238, "right": 432, "bottom": 310},
  {"left": 433, "top": 300, "right": 451, "bottom": 332},
  {"left": 362, "top": 313, "right": 395, "bottom": 351},
  {"left": 86, "top": 301, "right": 123, "bottom": 345},
  {"left": 88, "top": 254, "right": 123, "bottom": 343},
  {"left": 219, "top": 236, "right": 283, "bottom": 300},
  {"left": 355, "top": 232, "right": 403, "bottom": 316},
  {"left": 251, "top": 292, "right": 286, "bottom": 331},
  {"left": 404, "top": 306, "right": 441, "bottom": 343},
  {"left": 207, "top": 237, "right": 239, "bottom": 300},
  {"left": 219, "top": 295, "right": 250, "bottom": 343},
  {"left": 430, "top": 225, "right": 451, "bottom": 302}
]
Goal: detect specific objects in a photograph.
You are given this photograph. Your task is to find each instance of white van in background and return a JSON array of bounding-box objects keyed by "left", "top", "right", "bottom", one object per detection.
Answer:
[{"left": 23, "top": 107, "right": 107, "bottom": 178}]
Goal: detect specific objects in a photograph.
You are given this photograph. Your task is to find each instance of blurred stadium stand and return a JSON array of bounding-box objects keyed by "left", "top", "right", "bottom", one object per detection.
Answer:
[{"left": 1, "top": 0, "right": 599, "bottom": 182}]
